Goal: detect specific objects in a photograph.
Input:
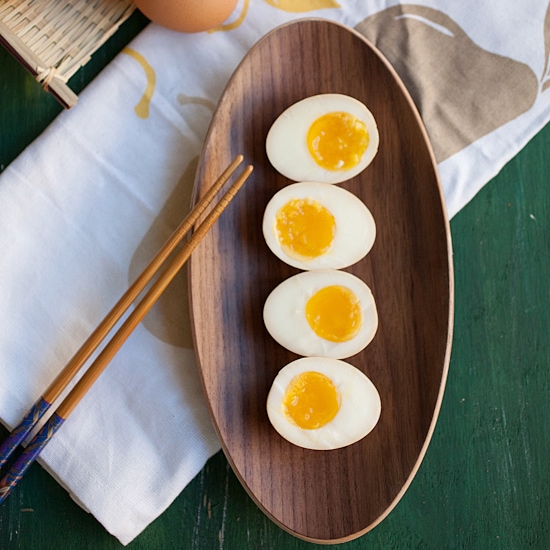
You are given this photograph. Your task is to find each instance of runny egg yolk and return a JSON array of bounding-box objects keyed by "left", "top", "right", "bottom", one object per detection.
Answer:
[
  {"left": 306, "top": 285, "right": 363, "bottom": 343},
  {"left": 275, "top": 198, "right": 336, "bottom": 259},
  {"left": 283, "top": 371, "right": 340, "bottom": 430},
  {"left": 307, "top": 111, "right": 370, "bottom": 171}
]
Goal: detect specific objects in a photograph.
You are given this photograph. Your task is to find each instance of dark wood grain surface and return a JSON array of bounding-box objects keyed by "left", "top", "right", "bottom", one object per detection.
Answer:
[
  {"left": 1, "top": 11, "right": 549, "bottom": 550},
  {"left": 189, "top": 20, "right": 452, "bottom": 543}
]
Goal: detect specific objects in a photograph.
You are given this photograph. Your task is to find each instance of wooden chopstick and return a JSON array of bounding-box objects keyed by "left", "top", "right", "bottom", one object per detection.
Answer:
[
  {"left": 0, "top": 158, "right": 253, "bottom": 502},
  {"left": 0, "top": 154, "right": 244, "bottom": 471}
]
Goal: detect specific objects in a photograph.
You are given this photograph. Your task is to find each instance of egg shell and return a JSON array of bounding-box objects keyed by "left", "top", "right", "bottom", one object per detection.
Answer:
[
  {"left": 134, "top": 0, "right": 238, "bottom": 33},
  {"left": 265, "top": 93, "right": 379, "bottom": 184},
  {"left": 266, "top": 356, "right": 381, "bottom": 450},
  {"left": 263, "top": 181, "right": 376, "bottom": 270},
  {"left": 263, "top": 269, "right": 378, "bottom": 359}
]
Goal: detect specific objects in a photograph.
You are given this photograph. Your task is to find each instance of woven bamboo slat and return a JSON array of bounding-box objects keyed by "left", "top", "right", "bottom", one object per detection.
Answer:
[{"left": 0, "top": 0, "right": 136, "bottom": 108}]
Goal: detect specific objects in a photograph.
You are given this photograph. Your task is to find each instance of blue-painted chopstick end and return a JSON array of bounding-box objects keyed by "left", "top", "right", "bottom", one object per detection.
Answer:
[
  {"left": 0, "top": 397, "right": 51, "bottom": 470},
  {"left": 0, "top": 411, "right": 64, "bottom": 504}
]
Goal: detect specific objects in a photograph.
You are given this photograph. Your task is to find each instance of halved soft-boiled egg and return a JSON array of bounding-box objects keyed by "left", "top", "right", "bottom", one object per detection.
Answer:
[
  {"left": 266, "top": 93, "right": 379, "bottom": 184},
  {"left": 266, "top": 357, "right": 381, "bottom": 450},
  {"left": 263, "top": 270, "right": 378, "bottom": 359},
  {"left": 262, "top": 182, "right": 376, "bottom": 270}
]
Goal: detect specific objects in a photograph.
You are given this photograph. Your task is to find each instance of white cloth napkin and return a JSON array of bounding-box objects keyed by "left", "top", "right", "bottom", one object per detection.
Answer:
[{"left": 0, "top": 0, "right": 549, "bottom": 544}]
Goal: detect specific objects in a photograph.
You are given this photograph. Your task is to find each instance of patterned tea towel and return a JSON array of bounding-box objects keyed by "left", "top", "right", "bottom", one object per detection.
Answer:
[{"left": 0, "top": 0, "right": 548, "bottom": 544}]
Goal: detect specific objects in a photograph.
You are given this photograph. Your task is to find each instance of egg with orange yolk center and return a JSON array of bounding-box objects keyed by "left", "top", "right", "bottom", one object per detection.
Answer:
[
  {"left": 266, "top": 94, "right": 379, "bottom": 184},
  {"left": 263, "top": 270, "right": 378, "bottom": 359},
  {"left": 266, "top": 357, "right": 381, "bottom": 450},
  {"left": 262, "top": 182, "right": 376, "bottom": 270}
]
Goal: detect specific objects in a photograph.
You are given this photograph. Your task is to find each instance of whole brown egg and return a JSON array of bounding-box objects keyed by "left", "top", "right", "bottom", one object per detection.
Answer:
[{"left": 134, "top": 0, "right": 238, "bottom": 33}]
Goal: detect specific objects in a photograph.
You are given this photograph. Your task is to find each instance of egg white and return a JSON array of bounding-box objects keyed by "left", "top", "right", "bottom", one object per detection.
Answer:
[
  {"left": 263, "top": 270, "right": 378, "bottom": 359},
  {"left": 266, "top": 357, "right": 381, "bottom": 450},
  {"left": 262, "top": 182, "right": 376, "bottom": 270},
  {"left": 265, "top": 93, "right": 379, "bottom": 184}
]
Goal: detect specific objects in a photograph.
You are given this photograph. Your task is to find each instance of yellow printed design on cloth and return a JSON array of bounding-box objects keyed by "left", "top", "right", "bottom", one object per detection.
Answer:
[
  {"left": 209, "top": 0, "right": 249, "bottom": 32},
  {"left": 264, "top": 0, "right": 340, "bottom": 12},
  {"left": 122, "top": 48, "right": 156, "bottom": 119}
]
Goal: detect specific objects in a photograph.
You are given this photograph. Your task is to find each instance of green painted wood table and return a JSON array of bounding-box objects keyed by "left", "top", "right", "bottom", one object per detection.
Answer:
[{"left": 1, "top": 12, "right": 549, "bottom": 550}]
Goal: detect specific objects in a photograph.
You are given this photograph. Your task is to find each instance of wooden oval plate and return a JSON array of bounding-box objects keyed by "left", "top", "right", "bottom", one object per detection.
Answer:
[{"left": 189, "top": 19, "right": 453, "bottom": 543}]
